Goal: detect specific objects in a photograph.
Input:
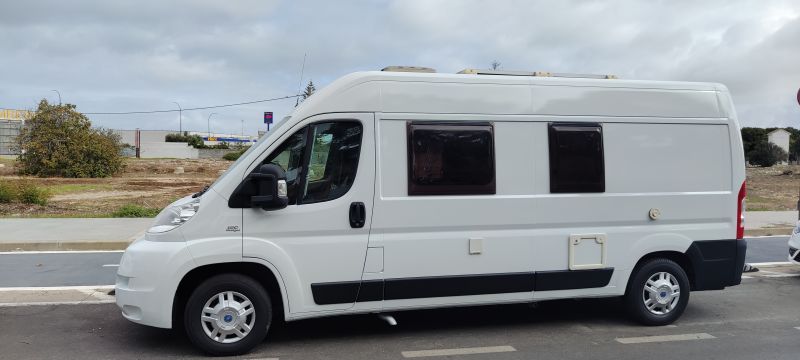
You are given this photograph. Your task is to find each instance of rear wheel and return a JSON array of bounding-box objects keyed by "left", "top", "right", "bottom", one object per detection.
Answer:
[
  {"left": 624, "top": 258, "right": 690, "bottom": 326},
  {"left": 184, "top": 274, "right": 272, "bottom": 356}
]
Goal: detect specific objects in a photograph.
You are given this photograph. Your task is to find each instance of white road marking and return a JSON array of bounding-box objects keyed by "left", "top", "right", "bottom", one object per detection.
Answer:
[
  {"left": 0, "top": 250, "right": 124, "bottom": 255},
  {"left": 741, "top": 275, "right": 753, "bottom": 279},
  {"left": 616, "top": 333, "right": 716, "bottom": 344},
  {"left": 0, "top": 300, "right": 115, "bottom": 307},
  {"left": 795, "top": 327, "right": 800, "bottom": 331},
  {"left": 750, "top": 261, "right": 793, "bottom": 266},
  {"left": 0, "top": 285, "right": 114, "bottom": 292},
  {"left": 102, "top": 264, "right": 119, "bottom": 267},
  {"left": 747, "top": 235, "right": 791, "bottom": 239},
  {"left": 401, "top": 346, "right": 516, "bottom": 358}
]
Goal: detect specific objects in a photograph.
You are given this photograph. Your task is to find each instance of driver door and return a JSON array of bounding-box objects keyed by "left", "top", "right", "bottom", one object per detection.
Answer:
[{"left": 242, "top": 113, "right": 375, "bottom": 313}]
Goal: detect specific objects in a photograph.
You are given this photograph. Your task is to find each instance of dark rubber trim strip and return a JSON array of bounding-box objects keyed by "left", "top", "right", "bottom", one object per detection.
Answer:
[
  {"left": 534, "top": 268, "right": 614, "bottom": 291},
  {"left": 311, "top": 268, "right": 616, "bottom": 305}
]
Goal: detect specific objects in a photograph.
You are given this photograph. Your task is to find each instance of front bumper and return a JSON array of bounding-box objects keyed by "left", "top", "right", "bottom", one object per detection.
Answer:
[
  {"left": 789, "top": 233, "right": 800, "bottom": 264},
  {"left": 115, "top": 237, "right": 195, "bottom": 329}
]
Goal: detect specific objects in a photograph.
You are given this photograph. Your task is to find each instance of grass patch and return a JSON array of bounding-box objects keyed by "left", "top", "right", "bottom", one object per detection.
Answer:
[
  {"left": 17, "top": 183, "right": 51, "bottom": 205},
  {"left": 112, "top": 204, "right": 160, "bottom": 218},
  {"left": 0, "top": 182, "right": 14, "bottom": 203},
  {"left": 45, "top": 183, "right": 114, "bottom": 195}
]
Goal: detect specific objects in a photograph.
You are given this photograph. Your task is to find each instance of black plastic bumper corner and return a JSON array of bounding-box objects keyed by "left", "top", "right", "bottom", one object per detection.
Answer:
[{"left": 685, "top": 239, "right": 747, "bottom": 291}]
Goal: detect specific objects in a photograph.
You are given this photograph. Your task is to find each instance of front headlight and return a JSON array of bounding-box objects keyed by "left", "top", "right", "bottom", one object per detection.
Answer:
[{"left": 148, "top": 197, "right": 200, "bottom": 233}]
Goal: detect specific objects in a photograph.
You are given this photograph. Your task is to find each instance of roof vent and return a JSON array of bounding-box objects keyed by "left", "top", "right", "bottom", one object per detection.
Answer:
[
  {"left": 381, "top": 66, "right": 436, "bottom": 73},
  {"left": 458, "top": 69, "right": 617, "bottom": 79}
]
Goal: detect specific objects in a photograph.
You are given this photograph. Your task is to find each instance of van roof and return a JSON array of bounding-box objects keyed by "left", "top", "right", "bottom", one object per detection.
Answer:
[{"left": 292, "top": 71, "right": 728, "bottom": 120}]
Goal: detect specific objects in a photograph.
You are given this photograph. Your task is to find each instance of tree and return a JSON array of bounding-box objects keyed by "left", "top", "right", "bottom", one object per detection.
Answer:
[
  {"left": 295, "top": 80, "right": 316, "bottom": 107},
  {"left": 746, "top": 141, "right": 788, "bottom": 167},
  {"left": 14, "top": 100, "right": 123, "bottom": 178},
  {"left": 490, "top": 60, "right": 501, "bottom": 70},
  {"left": 740, "top": 127, "right": 767, "bottom": 156}
]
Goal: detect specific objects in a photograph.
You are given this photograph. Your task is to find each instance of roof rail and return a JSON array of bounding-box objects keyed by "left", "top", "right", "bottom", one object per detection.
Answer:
[
  {"left": 457, "top": 69, "right": 617, "bottom": 79},
  {"left": 382, "top": 66, "right": 436, "bottom": 73}
]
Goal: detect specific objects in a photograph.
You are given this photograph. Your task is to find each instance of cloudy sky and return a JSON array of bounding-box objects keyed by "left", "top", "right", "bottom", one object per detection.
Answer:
[{"left": 1, "top": 0, "right": 798, "bottom": 135}]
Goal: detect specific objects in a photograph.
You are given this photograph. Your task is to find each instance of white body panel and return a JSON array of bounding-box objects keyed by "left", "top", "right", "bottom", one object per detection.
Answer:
[
  {"left": 116, "top": 71, "right": 746, "bottom": 327},
  {"left": 789, "top": 222, "right": 800, "bottom": 264}
]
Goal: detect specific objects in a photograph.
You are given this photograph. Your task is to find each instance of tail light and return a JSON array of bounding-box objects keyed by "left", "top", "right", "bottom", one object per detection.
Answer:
[{"left": 736, "top": 181, "right": 746, "bottom": 240}]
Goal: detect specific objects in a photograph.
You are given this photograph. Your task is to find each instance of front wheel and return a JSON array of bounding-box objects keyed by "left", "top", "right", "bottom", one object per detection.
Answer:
[
  {"left": 184, "top": 274, "right": 272, "bottom": 356},
  {"left": 624, "top": 258, "right": 690, "bottom": 326}
]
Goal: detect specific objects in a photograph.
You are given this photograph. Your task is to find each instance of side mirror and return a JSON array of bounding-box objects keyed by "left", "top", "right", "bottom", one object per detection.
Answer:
[
  {"left": 228, "top": 163, "right": 289, "bottom": 210},
  {"left": 250, "top": 164, "right": 289, "bottom": 210}
]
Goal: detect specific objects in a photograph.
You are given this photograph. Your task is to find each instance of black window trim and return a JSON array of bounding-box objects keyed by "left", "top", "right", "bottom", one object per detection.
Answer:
[
  {"left": 297, "top": 119, "right": 364, "bottom": 205},
  {"left": 548, "top": 121, "right": 605, "bottom": 193},
  {"left": 406, "top": 121, "right": 497, "bottom": 196}
]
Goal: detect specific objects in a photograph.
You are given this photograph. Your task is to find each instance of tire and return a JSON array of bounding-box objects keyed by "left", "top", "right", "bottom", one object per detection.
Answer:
[
  {"left": 183, "top": 274, "right": 272, "bottom": 356},
  {"left": 624, "top": 258, "right": 690, "bottom": 326}
]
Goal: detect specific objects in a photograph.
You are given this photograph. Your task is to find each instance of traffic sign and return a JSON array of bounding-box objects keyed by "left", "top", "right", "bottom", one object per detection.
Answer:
[{"left": 264, "top": 112, "right": 273, "bottom": 124}]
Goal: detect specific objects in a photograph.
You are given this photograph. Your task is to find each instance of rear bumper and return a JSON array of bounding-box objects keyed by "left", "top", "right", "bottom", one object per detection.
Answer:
[{"left": 685, "top": 239, "right": 746, "bottom": 291}]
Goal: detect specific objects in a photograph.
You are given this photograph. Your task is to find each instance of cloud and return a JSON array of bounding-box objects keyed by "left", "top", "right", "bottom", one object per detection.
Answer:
[{"left": 0, "top": 0, "right": 798, "bottom": 133}]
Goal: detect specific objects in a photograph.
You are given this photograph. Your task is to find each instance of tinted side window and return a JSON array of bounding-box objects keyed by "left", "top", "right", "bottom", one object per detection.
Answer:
[
  {"left": 407, "top": 122, "right": 495, "bottom": 196},
  {"left": 548, "top": 122, "right": 605, "bottom": 193},
  {"left": 264, "top": 127, "right": 308, "bottom": 204},
  {"left": 301, "top": 121, "right": 363, "bottom": 204}
]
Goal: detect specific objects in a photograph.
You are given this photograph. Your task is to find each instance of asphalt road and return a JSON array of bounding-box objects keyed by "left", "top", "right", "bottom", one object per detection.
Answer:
[
  {"left": 744, "top": 236, "right": 791, "bottom": 263},
  {"left": 1, "top": 271, "right": 799, "bottom": 359},
  {"left": 0, "top": 236, "right": 791, "bottom": 288}
]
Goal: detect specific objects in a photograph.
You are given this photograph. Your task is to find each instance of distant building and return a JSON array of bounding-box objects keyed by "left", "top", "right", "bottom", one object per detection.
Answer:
[
  {"left": 0, "top": 108, "right": 33, "bottom": 155},
  {"left": 112, "top": 129, "right": 256, "bottom": 159},
  {"left": 767, "top": 129, "right": 790, "bottom": 165}
]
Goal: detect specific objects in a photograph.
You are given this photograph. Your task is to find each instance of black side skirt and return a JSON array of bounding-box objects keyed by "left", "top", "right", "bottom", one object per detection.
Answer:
[{"left": 311, "top": 268, "right": 613, "bottom": 305}]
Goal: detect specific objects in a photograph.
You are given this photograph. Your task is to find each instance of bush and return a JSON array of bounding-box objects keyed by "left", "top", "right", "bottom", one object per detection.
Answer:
[
  {"left": 747, "top": 142, "right": 788, "bottom": 167},
  {"left": 15, "top": 100, "right": 124, "bottom": 178},
  {"left": 16, "top": 183, "right": 50, "bottom": 205},
  {"left": 165, "top": 132, "right": 192, "bottom": 142},
  {"left": 0, "top": 182, "right": 14, "bottom": 203},
  {"left": 112, "top": 204, "right": 161, "bottom": 218},
  {"left": 223, "top": 148, "right": 247, "bottom": 161}
]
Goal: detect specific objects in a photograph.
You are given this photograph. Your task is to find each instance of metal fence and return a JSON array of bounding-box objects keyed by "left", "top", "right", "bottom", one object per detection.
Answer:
[{"left": 0, "top": 120, "right": 22, "bottom": 155}]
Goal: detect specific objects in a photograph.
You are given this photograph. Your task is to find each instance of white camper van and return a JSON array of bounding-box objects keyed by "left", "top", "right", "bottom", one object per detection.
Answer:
[{"left": 116, "top": 67, "right": 747, "bottom": 356}]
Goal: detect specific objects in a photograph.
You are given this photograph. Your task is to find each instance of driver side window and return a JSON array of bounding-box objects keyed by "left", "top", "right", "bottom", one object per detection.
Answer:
[
  {"left": 264, "top": 127, "right": 307, "bottom": 204},
  {"left": 261, "top": 121, "right": 363, "bottom": 205}
]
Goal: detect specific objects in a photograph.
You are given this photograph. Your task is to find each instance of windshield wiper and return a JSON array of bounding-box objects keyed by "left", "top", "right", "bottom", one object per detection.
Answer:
[{"left": 192, "top": 185, "right": 210, "bottom": 198}]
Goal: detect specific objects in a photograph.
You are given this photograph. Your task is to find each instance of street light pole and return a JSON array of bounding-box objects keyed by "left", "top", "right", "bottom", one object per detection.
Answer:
[
  {"left": 172, "top": 101, "right": 182, "bottom": 134},
  {"left": 51, "top": 90, "right": 61, "bottom": 105},
  {"left": 241, "top": 119, "right": 244, "bottom": 137},
  {"left": 207, "top": 113, "right": 217, "bottom": 139}
]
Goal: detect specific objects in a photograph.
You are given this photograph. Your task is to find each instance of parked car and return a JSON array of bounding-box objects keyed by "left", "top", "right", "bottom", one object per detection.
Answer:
[{"left": 116, "top": 66, "right": 747, "bottom": 356}]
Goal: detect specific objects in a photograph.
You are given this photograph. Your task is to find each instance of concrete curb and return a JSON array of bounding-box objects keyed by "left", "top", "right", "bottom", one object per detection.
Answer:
[
  {"left": 0, "top": 241, "right": 130, "bottom": 252},
  {"left": 744, "top": 228, "right": 793, "bottom": 237}
]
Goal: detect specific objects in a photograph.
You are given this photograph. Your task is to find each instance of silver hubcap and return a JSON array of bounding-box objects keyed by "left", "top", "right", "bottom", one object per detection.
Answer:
[
  {"left": 642, "top": 272, "right": 680, "bottom": 315},
  {"left": 201, "top": 291, "right": 256, "bottom": 344}
]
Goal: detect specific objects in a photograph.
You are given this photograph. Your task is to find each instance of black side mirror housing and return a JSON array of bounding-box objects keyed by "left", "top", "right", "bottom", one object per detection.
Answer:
[{"left": 228, "top": 163, "right": 289, "bottom": 210}]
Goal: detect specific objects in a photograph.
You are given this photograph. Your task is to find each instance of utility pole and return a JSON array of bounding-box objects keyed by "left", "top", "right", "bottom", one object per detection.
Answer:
[
  {"left": 207, "top": 113, "right": 217, "bottom": 139},
  {"left": 241, "top": 119, "right": 244, "bottom": 137},
  {"left": 172, "top": 101, "right": 182, "bottom": 134},
  {"left": 51, "top": 90, "right": 61, "bottom": 105}
]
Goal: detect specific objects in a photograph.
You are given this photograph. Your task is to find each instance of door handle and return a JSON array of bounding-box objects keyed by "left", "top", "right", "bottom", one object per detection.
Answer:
[{"left": 349, "top": 202, "right": 366, "bottom": 228}]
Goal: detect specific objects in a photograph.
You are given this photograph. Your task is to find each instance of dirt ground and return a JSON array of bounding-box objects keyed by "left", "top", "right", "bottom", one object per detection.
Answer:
[
  {"left": 745, "top": 164, "right": 800, "bottom": 211},
  {"left": 0, "top": 159, "right": 798, "bottom": 217},
  {"left": 0, "top": 158, "right": 229, "bottom": 217}
]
